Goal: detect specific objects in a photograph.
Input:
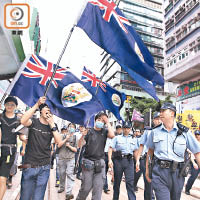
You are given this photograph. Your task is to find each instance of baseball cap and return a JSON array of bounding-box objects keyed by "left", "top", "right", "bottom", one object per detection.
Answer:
[
  {"left": 160, "top": 102, "right": 176, "bottom": 112},
  {"left": 4, "top": 96, "right": 18, "bottom": 106}
]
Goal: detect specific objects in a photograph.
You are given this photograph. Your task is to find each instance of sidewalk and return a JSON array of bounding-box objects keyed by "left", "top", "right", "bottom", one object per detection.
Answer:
[{"left": 3, "top": 168, "right": 200, "bottom": 200}]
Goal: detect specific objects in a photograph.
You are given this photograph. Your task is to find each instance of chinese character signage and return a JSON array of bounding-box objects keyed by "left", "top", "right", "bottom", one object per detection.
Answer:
[{"left": 177, "top": 79, "right": 200, "bottom": 101}]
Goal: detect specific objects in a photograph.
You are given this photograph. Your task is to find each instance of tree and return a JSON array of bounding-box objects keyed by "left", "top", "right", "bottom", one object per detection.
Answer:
[{"left": 124, "top": 95, "right": 173, "bottom": 122}]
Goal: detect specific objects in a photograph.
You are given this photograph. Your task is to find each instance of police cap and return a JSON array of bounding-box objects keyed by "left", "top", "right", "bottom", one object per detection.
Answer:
[
  {"left": 122, "top": 121, "right": 132, "bottom": 128},
  {"left": 194, "top": 130, "right": 200, "bottom": 135},
  {"left": 61, "top": 126, "right": 68, "bottom": 131},
  {"left": 160, "top": 102, "right": 176, "bottom": 112},
  {"left": 153, "top": 112, "right": 160, "bottom": 119},
  {"left": 116, "top": 125, "right": 122, "bottom": 129}
]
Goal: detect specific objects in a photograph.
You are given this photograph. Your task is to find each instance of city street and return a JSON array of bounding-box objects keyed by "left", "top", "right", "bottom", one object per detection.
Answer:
[{"left": 4, "top": 167, "right": 200, "bottom": 200}]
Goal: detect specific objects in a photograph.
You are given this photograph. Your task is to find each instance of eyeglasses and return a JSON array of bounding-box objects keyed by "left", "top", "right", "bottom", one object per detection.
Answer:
[{"left": 5, "top": 103, "right": 16, "bottom": 107}]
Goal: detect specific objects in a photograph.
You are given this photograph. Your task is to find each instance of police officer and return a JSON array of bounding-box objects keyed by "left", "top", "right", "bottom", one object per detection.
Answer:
[
  {"left": 135, "top": 112, "right": 161, "bottom": 199},
  {"left": 108, "top": 121, "right": 138, "bottom": 200},
  {"left": 146, "top": 103, "right": 200, "bottom": 200}
]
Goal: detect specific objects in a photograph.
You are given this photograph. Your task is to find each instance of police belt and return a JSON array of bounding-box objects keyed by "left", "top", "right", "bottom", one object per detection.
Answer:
[
  {"left": 0, "top": 144, "right": 16, "bottom": 155},
  {"left": 156, "top": 159, "right": 184, "bottom": 169},
  {"left": 140, "top": 153, "right": 147, "bottom": 160},
  {"left": 121, "top": 154, "right": 133, "bottom": 159}
]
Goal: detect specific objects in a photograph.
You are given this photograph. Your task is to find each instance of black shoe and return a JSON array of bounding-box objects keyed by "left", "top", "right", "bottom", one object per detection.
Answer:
[
  {"left": 104, "top": 189, "right": 110, "bottom": 194},
  {"left": 65, "top": 194, "right": 74, "bottom": 200},
  {"left": 185, "top": 190, "right": 190, "bottom": 195},
  {"left": 58, "top": 188, "right": 64, "bottom": 193},
  {"left": 51, "top": 165, "right": 54, "bottom": 169},
  {"left": 134, "top": 186, "right": 138, "bottom": 192}
]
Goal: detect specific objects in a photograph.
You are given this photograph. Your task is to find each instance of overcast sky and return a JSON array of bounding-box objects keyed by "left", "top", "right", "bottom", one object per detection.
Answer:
[{"left": 34, "top": 0, "right": 104, "bottom": 78}]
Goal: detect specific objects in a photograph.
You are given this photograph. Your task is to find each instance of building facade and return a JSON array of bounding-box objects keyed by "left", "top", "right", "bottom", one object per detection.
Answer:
[{"left": 164, "top": 0, "right": 200, "bottom": 112}]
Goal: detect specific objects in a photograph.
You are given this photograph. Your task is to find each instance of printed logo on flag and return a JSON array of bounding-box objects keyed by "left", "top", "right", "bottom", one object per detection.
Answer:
[
  {"left": 4, "top": 4, "right": 30, "bottom": 29},
  {"left": 112, "top": 94, "right": 121, "bottom": 107},
  {"left": 61, "top": 83, "right": 92, "bottom": 107}
]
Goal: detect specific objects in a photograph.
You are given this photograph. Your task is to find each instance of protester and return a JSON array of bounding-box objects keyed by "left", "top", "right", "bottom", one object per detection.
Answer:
[
  {"left": 146, "top": 103, "right": 200, "bottom": 200},
  {"left": 108, "top": 121, "right": 138, "bottom": 200},
  {"left": 135, "top": 111, "right": 161, "bottom": 199},
  {"left": 185, "top": 129, "right": 200, "bottom": 195},
  {"left": 75, "top": 125, "right": 87, "bottom": 180},
  {"left": 58, "top": 123, "right": 77, "bottom": 200},
  {"left": 76, "top": 112, "right": 115, "bottom": 200},
  {"left": 19, "top": 96, "right": 62, "bottom": 200},
  {"left": 0, "top": 96, "right": 26, "bottom": 200}
]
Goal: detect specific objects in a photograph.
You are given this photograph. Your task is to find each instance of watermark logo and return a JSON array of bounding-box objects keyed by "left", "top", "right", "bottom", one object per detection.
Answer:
[{"left": 4, "top": 4, "right": 30, "bottom": 29}]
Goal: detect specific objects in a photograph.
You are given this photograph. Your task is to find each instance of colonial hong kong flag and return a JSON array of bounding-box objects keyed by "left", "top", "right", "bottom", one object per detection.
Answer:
[
  {"left": 9, "top": 55, "right": 103, "bottom": 125},
  {"left": 81, "top": 66, "right": 126, "bottom": 120},
  {"left": 77, "top": 0, "right": 164, "bottom": 88}
]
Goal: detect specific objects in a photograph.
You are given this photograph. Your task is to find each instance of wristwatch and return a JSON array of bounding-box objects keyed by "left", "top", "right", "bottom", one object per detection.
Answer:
[{"left": 51, "top": 127, "right": 58, "bottom": 132}]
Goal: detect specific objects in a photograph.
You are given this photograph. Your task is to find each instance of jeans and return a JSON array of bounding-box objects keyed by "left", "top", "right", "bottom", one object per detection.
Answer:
[
  {"left": 185, "top": 164, "right": 200, "bottom": 192},
  {"left": 20, "top": 164, "right": 50, "bottom": 200}
]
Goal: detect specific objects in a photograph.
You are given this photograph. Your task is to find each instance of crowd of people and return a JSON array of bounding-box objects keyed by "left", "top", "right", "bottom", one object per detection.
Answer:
[{"left": 0, "top": 96, "right": 200, "bottom": 200}]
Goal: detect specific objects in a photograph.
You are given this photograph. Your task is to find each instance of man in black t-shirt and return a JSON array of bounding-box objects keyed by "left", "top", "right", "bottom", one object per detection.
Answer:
[
  {"left": 19, "top": 96, "right": 62, "bottom": 200},
  {"left": 76, "top": 112, "right": 115, "bottom": 200},
  {"left": 0, "top": 96, "right": 26, "bottom": 200}
]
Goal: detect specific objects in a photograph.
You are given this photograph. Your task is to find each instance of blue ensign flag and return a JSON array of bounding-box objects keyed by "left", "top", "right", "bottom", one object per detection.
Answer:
[
  {"left": 81, "top": 67, "right": 126, "bottom": 120},
  {"left": 77, "top": 0, "right": 164, "bottom": 87},
  {"left": 10, "top": 55, "right": 103, "bottom": 125}
]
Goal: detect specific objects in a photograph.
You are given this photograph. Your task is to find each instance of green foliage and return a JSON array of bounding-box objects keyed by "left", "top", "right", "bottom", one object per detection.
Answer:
[{"left": 125, "top": 95, "right": 173, "bottom": 118}]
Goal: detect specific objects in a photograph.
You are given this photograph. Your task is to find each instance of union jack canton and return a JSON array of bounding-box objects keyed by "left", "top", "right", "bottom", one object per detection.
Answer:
[{"left": 22, "top": 54, "right": 68, "bottom": 88}]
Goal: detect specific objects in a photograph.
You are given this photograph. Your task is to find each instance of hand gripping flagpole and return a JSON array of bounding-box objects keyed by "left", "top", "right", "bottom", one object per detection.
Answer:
[{"left": 43, "top": 25, "right": 76, "bottom": 97}]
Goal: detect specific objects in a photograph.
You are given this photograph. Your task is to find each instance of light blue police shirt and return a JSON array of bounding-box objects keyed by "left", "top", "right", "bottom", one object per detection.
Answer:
[
  {"left": 147, "top": 123, "right": 200, "bottom": 162},
  {"left": 104, "top": 138, "right": 113, "bottom": 153},
  {"left": 111, "top": 134, "right": 139, "bottom": 155},
  {"left": 140, "top": 129, "right": 151, "bottom": 155}
]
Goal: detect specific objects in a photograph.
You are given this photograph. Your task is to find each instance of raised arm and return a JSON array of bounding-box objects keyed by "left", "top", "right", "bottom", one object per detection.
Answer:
[
  {"left": 102, "top": 115, "right": 115, "bottom": 139},
  {"left": 21, "top": 96, "right": 46, "bottom": 126}
]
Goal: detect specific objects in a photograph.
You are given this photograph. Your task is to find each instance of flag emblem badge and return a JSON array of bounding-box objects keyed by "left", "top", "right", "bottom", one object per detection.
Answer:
[
  {"left": 61, "top": 83, "right": 92, "bottom": 107},
  {"left": 112, "top": 94, "right": 121, "bottom": 107}
]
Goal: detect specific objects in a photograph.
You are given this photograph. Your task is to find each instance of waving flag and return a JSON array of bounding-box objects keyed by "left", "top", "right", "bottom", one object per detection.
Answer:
[
  {"left": 77, "top": 0, "right": 164, "bottom": 88},
  {"left": 10, "top": 55, "right": 103, "bottom": 125},
  {"left": 132, "top": 109, "right": 144, "bottom": 122},
  {"left": 81, "top": 67, "right": 126, "bottom": 120}
]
